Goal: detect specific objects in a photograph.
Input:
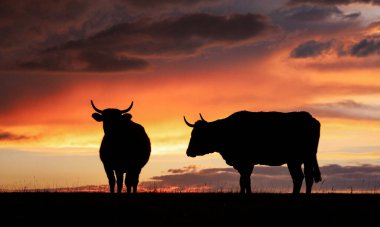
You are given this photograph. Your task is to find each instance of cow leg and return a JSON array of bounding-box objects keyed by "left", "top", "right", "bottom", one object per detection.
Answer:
[
  {"left": 131, "top": 169, "right": 141, "bottom": 193},
  {"left": 125, "top": 169, "right": 140, "bottom": 193},
  {"left": 115, "top": 171, "right": 124, "bottom": 193},
  {"left": 304, "top": 160, "right": 314, "bottom": 194},
  {"left": 237, "top": 165, "right": 254, "bottom": 194},
  {"left": 104, "top": 165, "right": 115, "bottom": 193},
  {"left": 125, "top": 172, "right": 132, "bottom": 194},
  {"left": 287, "top": 162, "right": 304, "bottom": 195}
]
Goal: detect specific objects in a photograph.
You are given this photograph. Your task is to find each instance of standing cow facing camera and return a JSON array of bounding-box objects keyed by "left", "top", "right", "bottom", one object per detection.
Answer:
[
  {"left": 184, "top": 111, "right": 322, "bottom": 195},
  {"left": 91, "top": 100, "right": 151, "bottom": 193}
]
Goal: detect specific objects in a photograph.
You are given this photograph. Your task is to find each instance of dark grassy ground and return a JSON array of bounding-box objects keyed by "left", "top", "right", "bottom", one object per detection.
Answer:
[{"left": 1, "top": 193, "right": 379, "bottom": 225}]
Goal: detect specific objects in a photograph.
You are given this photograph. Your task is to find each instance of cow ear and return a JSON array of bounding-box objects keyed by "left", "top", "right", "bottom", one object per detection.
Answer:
[
  {"left": 122, "top": 113, "right": 132, "bottom": 121},
  {"left": 92, "top": 113, "right": 103, "bottom": 122}
]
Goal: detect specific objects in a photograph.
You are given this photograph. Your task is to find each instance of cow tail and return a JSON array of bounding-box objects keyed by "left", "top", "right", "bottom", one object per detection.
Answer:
[
  {"left": 312, "top": 118, "right": 322, "bottom": 183},
  {"left": 313, "top": 155, "right": 322, "bottom": 183}
]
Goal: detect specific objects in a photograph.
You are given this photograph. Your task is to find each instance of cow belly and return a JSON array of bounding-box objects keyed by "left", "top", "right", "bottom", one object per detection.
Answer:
[
  {"left": 100, "top": 151, "right": 147, "bottom": 170},
  {"left": 220, "top": 144, "right": 308, "bottom": 167}
]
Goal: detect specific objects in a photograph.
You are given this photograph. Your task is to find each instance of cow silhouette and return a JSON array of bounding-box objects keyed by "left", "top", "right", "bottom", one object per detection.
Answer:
[
  {"left": 184, "top": 111, "right": 322, "bottom": 194},
  {"left": 91, "top": 100, "right": 151, "bottom": 193}
]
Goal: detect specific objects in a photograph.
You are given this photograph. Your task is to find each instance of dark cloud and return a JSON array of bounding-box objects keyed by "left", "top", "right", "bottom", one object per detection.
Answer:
[
  {"left": 147, "top": 164, "right": 380, "bottom": 192},
  {"left": 351, "top": 35, "right": 380, "bottom": 57},
  {"left": 290, "top": 35, "right": 380, "bottom": 59},
  {"left": 14, "top": 13, "right": 277, "bottom": 72},
  {"left": 288, "top": 0, "right": 379, "bottom": 5},
  {"left": 0, "top": 0, "right": 91, "bottom": 47},
  {"left": 68, "top": 13, "right": 276, "bottom": 51},
  {"left": 123, "top": 0, "right": 215, "bottom": 8},
  {"left": 304, "top": 100, "right": 380, "bottom": 121},
  {"left": 290, "top": 40, "right": 334, "bottom": 58},
  {"left": 154, "top": 13, "right": 274, "bottom": 42},
  {"left": 270, "top": 4, "right": 360, "bottom": 34},
  {"left": 0, "top": 130, "right": 31, "bottom": 141},
  {"left": 0, "top": 0, "right": 135, "bottom": 71},
  {"left": 121, "top": 0, "right": 287, "bottom": 17},
  {"left": 284, "top": 5, "right": 343, "bottom": 21},
  {"left": 0, "top": 1, "right": 85, "bottom": 48}
]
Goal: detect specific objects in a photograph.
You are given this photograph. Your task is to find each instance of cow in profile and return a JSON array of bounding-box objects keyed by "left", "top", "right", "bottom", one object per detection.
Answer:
[
  {"left": 184, "top": 111, "right": 322, "bottom": 194},
  {"left": 91, "top": 100, "right": 151, "bottom": 193}
]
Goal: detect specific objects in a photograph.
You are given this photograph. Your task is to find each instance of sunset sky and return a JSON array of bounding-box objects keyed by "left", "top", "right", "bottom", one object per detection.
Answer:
[{"left": 2, "top": 0, "right": 380, "bottom": 192}]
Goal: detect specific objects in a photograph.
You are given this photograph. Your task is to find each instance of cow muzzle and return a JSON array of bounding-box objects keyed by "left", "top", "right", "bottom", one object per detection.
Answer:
[{"left": 186, "top": 149, "right": 196, "bottom": 157}]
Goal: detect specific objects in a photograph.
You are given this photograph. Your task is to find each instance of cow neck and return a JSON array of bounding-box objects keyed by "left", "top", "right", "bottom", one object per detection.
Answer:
[
  {"left": 207, "top": 120, "right": 221, "bottom": 152},
  {"left": 104, "top": 132, "right": 124, "bottom": 140}
]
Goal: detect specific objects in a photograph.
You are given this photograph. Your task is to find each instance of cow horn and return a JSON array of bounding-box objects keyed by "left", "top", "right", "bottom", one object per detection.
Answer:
[
  {"left": 91, "top": 100, "right": 103, "bottom": 113},
  {"left": 184, "top": 116, "right": 195, "bottom": 127},
  {"left": 199, "top": 113, "right": 208, "bottom": 123},
  {"left": 120, "top": 101, "right": 134, "bottom": 113}
]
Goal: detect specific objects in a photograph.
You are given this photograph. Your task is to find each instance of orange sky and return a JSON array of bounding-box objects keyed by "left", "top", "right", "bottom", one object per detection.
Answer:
[{"left": 1, "top": 0, "right": 380, "bottom": 191}]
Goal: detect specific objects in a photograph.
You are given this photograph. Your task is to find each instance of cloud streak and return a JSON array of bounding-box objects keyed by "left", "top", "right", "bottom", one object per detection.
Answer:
[
  {"left": 304, "top": 100, "right": 380, "bottom": 121},
  {"left": 0, "top": 130, "right": 31, "bottom": 141}
]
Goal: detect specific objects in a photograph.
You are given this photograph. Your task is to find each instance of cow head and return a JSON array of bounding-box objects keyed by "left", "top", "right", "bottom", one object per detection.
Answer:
[
  {"left": 91, "top": 100, "right": 133, "bottom": 135},
  {"left": 184, "top": 114, "right": 215, "bottom": 157}
]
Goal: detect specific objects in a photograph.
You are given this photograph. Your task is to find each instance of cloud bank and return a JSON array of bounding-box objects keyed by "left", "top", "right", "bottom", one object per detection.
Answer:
[
  {"left": 290, "top": 35, "right": 380, "bottom": 59},
  {"left": 0, "top": 0, "right": 278, "bottom": 72},
  {"left": 145, "top": 164, "right": 380, "bottom": 192}
]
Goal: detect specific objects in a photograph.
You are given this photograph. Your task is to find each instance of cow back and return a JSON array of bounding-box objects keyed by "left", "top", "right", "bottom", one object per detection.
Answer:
[{"left": 213, "top": 111, "right": 320, "bottom": 166}]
